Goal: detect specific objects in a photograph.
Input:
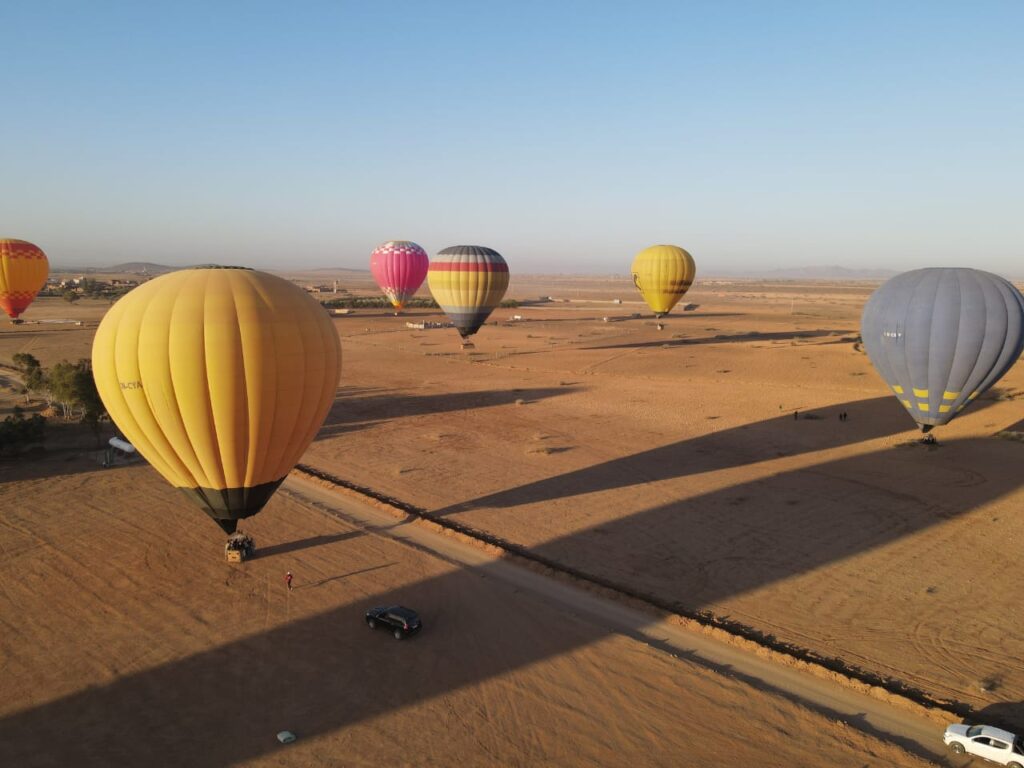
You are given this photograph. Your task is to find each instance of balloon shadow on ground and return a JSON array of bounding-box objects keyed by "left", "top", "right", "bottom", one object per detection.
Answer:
[
  {"left": 299, "top": 562, "right": 397, "bottom": 589},
  {"left": 506, "top": 311, "right": 748, "bottom": 324},
  {"left": 997, "top": 416, "right": 1024, "bottom": 433},
  {"left": 315, "top": 385, "right": 578, "bottom": 441},
  {"left": 584, "top": 328, "right": 857, "bottom": 351},
  {"left": 432, "top": 394, "right": 1001, "bottom": 517},
  {"left": 0, "top": 439, "right": 1015, "bottom": 767},
  {"left": 0, "top": 449, "right": 136, "bottom": 484},
  {"left": 0, "top": 416, "right": 128, "bottom": 482},
  {"left": 520, "top": 436, "right": 1020, "bottom": 617},
  {"left": 256, "top": 531, "right": 364, "bottom": 559},
  {"left": 973, "top": 701, "right": 1024, "bottom": 732}
]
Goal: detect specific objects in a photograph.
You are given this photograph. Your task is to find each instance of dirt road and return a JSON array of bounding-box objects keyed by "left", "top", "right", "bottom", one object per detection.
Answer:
[{"left": 283, "top": 474, "right": 959, "bottom": 765}]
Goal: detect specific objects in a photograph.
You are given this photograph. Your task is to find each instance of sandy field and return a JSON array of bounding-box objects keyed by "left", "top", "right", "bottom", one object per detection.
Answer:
[
  {"left": 2, "top": 273, "right": 1022, "bottom": 764},
  {"left": 299, "top": 273, "right": 1024, "bottom": 713},
  {"left": 0, "top": 459, "right": 928, "bottom": 767}
]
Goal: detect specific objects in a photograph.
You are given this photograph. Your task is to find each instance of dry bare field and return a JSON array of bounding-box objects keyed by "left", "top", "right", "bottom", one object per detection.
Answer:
[
  {"left": 2, "top": 273, "right": 1022, "bottom": 765},
  {"left": 301, "top": 273, "right": 1024, "bottom": 713},
  {"left": 0, "top": 456, "right": 928, "bottom": 766}
]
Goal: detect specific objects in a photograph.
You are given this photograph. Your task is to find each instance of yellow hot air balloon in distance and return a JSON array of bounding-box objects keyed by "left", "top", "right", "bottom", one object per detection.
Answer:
[
  {"left": 631, "top": 244, "right": 696, "bottom": 317},
  {"left": 0, "top": 239, "right": 49, "bottom": 321},
  {"left": 91, "top": 266, "right": 341, "bottom": 533}
]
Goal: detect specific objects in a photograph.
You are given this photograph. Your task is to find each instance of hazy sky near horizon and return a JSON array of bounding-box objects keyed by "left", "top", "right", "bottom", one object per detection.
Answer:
[{"left": 3, "top": 1, "right": 1022, "bottom": 274}]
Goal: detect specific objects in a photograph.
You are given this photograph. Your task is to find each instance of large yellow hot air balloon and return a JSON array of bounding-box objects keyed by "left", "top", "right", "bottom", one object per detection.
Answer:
[
  {"left": 0, "top": 239, "right": 49, "bottom": 321},
  {"left": 631, "top": 244, "right": 696, "bottom": 317},
  {"left": 91, "top": 266, "right": 341, "bottom": 533}
]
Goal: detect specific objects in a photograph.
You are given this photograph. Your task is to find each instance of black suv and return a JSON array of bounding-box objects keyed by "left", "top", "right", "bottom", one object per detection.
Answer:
[{"left": 365, "top": 605, "right": 422, "bottom": 640}]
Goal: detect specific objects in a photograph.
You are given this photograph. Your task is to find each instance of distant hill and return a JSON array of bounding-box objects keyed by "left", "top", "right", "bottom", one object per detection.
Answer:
[
  {"left": 706, "top": 265, "right": 900, "bottom": 280},
  {"left": 51, "top": 263, "right": 371, "bottom": 276},
  {"left": 50, "top": 262, "right": 178, "bottom": 275},
  {"left": 303, "top": 266, "right": 369, "bottom": 273},
  {"left": 103, "top": 262, "right": 177, "bottom": 274}
]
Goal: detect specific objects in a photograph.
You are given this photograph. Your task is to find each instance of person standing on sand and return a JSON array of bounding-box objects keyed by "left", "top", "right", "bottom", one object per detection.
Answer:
[{"left": 285, "top": 571, "right": 293, "bottom": 591}]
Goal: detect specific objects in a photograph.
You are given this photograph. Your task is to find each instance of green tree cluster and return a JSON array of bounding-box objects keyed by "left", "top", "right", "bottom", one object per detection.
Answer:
[
  {"left": 47, "top": 360, "right": 105, "bottom": 424},
  {"left": 322, "top": 296, "right": 439, "bottom": 309},
  {"left": 12, "top": 353, "right": 45, "bottom": 403},
  {"left": 11, "top": 354, "right": 105, "bottom": 425},
  {"left": 0, "top": 407, "right": 46, "bottom": 457},
  {"left": 55, "top": 278, "right": 136, "bottom": 303}
]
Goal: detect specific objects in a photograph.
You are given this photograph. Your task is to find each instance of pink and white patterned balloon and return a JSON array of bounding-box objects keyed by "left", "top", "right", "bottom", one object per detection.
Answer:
[{"left": 370, "top": 240, "right": 430, "bottom": 311}]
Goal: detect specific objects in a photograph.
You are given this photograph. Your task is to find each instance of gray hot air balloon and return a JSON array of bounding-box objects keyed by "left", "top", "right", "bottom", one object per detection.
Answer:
[{"left": 861, "top": 268, "right": 1024, "bottom": 431}]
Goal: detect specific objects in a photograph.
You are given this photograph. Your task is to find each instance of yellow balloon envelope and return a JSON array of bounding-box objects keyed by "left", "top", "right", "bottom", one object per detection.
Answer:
[
  {"left": 91, "top": 267, "right": 342, "bottom": 533},
  {"left": 631, "top": 244, "right": 696, "bottom": 317},
  {"left": 0, "top": 239, "right": 49, "bottom": 320}
]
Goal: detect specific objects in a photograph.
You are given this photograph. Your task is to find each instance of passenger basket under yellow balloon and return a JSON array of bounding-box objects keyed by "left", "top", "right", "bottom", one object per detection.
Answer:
[{"left": 224, "top": 533, "right": 255, "bottom": 563}]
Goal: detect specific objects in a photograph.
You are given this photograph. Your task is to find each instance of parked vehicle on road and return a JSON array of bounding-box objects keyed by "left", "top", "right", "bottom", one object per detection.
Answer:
[
  {"left": 944, "top": 723, "right": 1024, "bottom": 766},
  {"left": 365, "top": 605, "right": 422, "bottom": 640}
]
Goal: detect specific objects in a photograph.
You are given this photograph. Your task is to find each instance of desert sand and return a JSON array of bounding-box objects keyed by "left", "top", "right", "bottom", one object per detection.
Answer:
[
  {"left": 0, "top": 460, "right": 930, "bottom": 767},
  {"left": 3, "top": 273, "right": 1021, "bottom": 765},
  {"left": 304, "top": 273, "right": 1024, "bottom": 713}
]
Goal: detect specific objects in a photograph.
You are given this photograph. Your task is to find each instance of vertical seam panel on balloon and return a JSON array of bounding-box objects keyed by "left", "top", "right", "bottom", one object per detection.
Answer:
[
  {"left": 883, "top": 274, "right": 915, "bottom": 411},
  {"left": 202, "top": 273, "right": 229, "bottom": 491},
  {"left": 256, "top": 273, "right": 280, "bottom": 486},
  {"left": 139, "top": 280, "right": 198, "bottom": 488},
  {"left": 922, "top": 272, "right": 945, "bottom": 421},
  {"left": 950, "top": 271, "right": 980, "bottom": 412},
  {"left": 237, "top": 271, "right": 260, "bottom": 488},
  {"left": 279, "top": 282, "right": 311, "bottom": 480},
  {"left": 229, "top": 273, "right": 253, "bottom": 490},
  {"left": 293, "top": 283, "right": 319, "bottom": 479},
  {"left": 913, "top": 270, "right": 937, "bottom": 417},
  {"left": 130, "top": 284, "right": 175, "bottom": 481},
  {"left": 172, "top": 274, "right": 217, "bottom": 489},
  {"left": 958, "top": 271, "right": 993, "bottom": 409},
  {"left": 114, "top": 295, "right": 163, "bottom": 479},
  {"left": 980, "top": 276, "right": 1014, "bottom": 400},
  {"left": 302, "top": 297, "right": 339, "bottom": 456},
  {"left": 261, "top": 276, "right": 292, "bottom": 480},
  {"left": 928, "top": 270, "right": 954, "bottom": 418}
]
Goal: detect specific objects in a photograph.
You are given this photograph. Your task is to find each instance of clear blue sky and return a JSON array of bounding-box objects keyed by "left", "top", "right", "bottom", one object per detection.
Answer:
[{"left": 2, "top": 1, "right": 1022, "bottom": 274}]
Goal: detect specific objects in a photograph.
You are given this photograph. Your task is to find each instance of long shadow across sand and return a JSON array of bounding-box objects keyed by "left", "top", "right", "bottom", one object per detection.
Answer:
[
  {"left": 507, "top": 311, "right": 748, "bottom": 323},
  {"left": 0, "top": 446, "right": 132, "bottom": 483},
  {"left": 0, "top": 435, "right": 1017, "bottom": 766},
  {"left": 315, "top": 385, "right": 577, "bottom": 440},
  {"left": 523, "top": 436, "right": 1020, "bottom": 612},
  {"left": 256, "top": 531, "right": 364, "bottom": 559},
  {"left": 298, "top": 562, "right": 398, "bottom": 589},
  {"left": 432, "top": 394, "right": 1001, "bottom": 516},
  {"left": 975, "top": 701, "right": 1024, "bottom": 732},
  {"left": 585, "top": 328, "right": 856, "bottom": 350}
]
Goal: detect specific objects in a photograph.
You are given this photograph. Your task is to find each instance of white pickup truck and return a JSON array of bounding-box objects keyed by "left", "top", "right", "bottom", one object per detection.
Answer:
[{"left": 944, "top": 724, "right": 1024, "bottom": 767}]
